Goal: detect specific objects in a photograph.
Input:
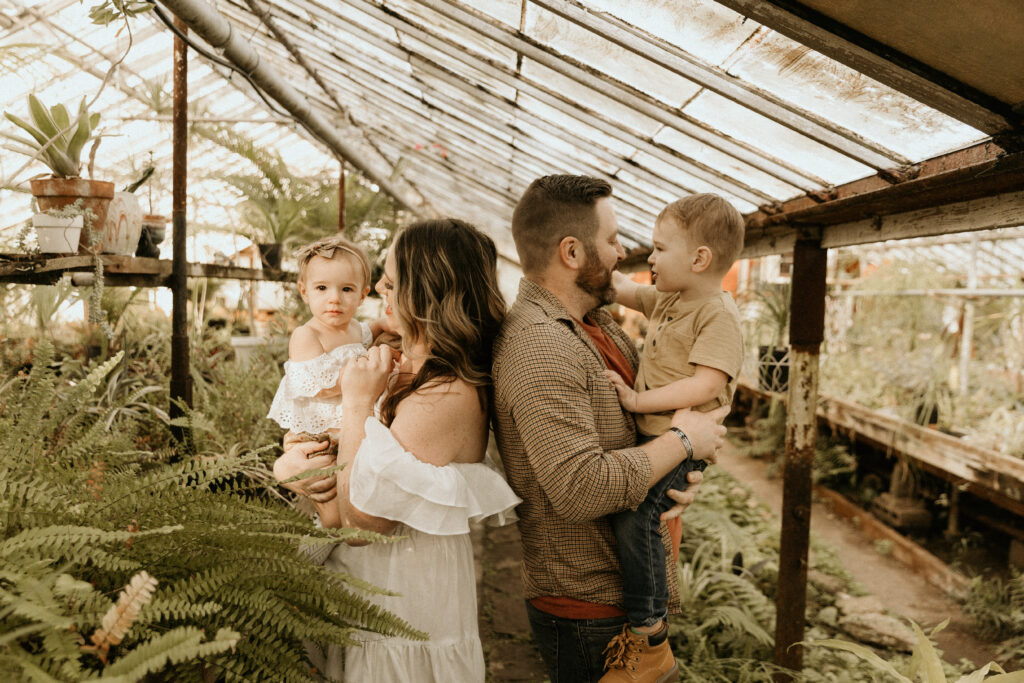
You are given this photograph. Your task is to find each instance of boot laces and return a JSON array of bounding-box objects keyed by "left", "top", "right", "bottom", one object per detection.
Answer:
[{"left": 602, "top": 629, "right": 643, "bottom": 671}]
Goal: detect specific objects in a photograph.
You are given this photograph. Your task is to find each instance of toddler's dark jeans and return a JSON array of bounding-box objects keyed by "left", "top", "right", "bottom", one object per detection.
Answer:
[{"left": 610, "top": 456, "right": 708, "bottom": 627}]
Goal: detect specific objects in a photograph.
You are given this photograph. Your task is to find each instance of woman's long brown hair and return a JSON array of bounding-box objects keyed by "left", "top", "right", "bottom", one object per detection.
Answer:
[{"left": 378, "top": 219, "right": 506, "bottom": 426}]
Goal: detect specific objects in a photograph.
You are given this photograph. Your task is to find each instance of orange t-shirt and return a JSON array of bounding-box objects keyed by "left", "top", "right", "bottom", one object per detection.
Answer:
[{"left": 529, "top": 315, "right": 682, "bottom": 620}]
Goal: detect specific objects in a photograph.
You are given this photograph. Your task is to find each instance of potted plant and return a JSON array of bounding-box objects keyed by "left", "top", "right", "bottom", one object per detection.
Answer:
[
  {"left": 226, "top": 171, "right": 313, "bottom": 269},
  {"left": 32, "top": 207, "right": 84, "bottom": 254},
  {"left": 3, "top": 95, "right": 111, "bottom": 253},
  {"left": 198, "top": 125, "right": 332, "bottom": 269}
]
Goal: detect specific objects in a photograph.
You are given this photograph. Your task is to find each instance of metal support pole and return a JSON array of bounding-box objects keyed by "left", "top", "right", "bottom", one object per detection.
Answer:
[
  {"left": 958, "top": 235, "right": 979, "bottom": 400},
  {"left": 169, "top": 17, "right": 192, "bottom": 452},
  {"left": 773, "top": 239, "right": 828, "bottom": 679},
  {"left": 338, "top": 161, "right": 346, "bottom": 233}
]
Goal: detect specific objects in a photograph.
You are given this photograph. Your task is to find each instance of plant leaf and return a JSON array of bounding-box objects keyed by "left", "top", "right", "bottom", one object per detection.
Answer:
[
  {"left": 909, "top": 620, "right": 948, "bottom": 682},
  {"left": 804, "top": 639, "right": 913, "bottom": 682}
]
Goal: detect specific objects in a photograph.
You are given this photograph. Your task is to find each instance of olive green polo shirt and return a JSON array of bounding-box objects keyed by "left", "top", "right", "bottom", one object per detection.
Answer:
[{"left": 633, "top": 288, "right": 744, "bottom": 437}]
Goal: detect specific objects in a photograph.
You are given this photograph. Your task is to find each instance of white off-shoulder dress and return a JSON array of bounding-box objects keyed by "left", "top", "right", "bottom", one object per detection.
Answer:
[
  {"left": 311, "top": 417, "right": 521, "bottom": 682},
  {"left": 267, "top": 322, "right": 372, "bottom": 433}
]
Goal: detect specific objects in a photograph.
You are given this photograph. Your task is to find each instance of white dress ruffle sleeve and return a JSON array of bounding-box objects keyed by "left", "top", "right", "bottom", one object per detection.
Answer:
[
  {"left": 311, "top": 416, "right": 521, "bottom": 683},
  {"left": 266, "top": 322, "right": 372, "bottom": 433}
]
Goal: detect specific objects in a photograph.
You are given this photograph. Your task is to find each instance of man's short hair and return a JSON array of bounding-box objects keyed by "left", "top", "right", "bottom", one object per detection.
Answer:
[
  {"left": 511, "top": 175, "right": 613, "bottom": 274},
  {"left": 659, "top": 194, "right": 745, "bottom": 272}
]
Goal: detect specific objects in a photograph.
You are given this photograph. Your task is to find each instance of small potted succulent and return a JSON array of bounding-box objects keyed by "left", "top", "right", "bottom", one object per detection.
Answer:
[{"left": 3, "top": 95, "right": 111, "bottom": 253}]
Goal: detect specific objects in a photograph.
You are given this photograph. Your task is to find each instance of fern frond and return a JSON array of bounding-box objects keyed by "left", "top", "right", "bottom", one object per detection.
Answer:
[
  {"left": 0, "top": 525, "right": 181, "bottom": 559},
  {"left": 88, "top": 571, "right": 159, "bottom": 653},
  {"left": 94, "top": 626, "right": 239, "bottom": 682}
]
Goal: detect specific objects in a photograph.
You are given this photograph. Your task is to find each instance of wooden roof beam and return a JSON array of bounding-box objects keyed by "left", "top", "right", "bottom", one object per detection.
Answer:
[
  {"left": 743, "top": 188, "right": 1024, "bottom": 258},
  {"left": 746, "top": 142, "right": 1023, "bottom": 229}
]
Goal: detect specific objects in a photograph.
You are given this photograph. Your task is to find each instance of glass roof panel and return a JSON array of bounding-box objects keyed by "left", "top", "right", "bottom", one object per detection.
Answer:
[
  {"left": 629, "top": 151, "right": 757, "bottom": 214},
  {"left": 651, "top": 125, "right": 801, "bottom": 202},
  {"left": 514, "top": 94, "right": 639, "bottom": 160},
  {"left": 581, "top": 0, "right": 759, "bottom": 65},
  {"left": 401, "top": 34, "right": 519, "bottom": 100},
  {"left": 682, "top": 91, "right": 873, "bottom": 188},
  {"left": 387, "top": 0, "right": 518, "bottom": 70},
  {"left": 519, "top": 59, "right": 662, "bottom": 137},
  {"left": 524, "top": 4, "right": 701, "bottom": 107},
  {"left": 727, "top": 28, "right": 987, "bottom": 161},
  {"left": 467, "top": 0, "right": 523, "bottom": 29}
]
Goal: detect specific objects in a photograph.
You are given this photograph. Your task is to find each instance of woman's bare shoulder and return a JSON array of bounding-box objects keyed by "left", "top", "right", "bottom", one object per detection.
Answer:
[{"left": 391, "top": 379, "right": 486, "bottom": 465}]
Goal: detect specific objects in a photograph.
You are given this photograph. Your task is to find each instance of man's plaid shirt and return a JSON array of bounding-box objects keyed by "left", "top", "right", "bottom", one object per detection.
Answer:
[{"left": 492, "top": 278, "right": 681, "bottom": 611}]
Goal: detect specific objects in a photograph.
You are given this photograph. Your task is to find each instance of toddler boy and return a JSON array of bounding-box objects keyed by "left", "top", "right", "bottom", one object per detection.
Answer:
[{"left": 600, "top": 194, "right": 745, "bottom": 682}]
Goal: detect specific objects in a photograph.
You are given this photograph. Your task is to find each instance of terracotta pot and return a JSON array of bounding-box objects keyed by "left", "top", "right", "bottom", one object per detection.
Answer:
[{"left": 30, "top": 177, "right": 115, "bottom": 254}]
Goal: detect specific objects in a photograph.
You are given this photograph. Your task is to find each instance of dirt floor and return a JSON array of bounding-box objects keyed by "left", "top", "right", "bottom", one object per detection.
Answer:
[
  {"left": 476, "top": 440, "right": 1002, "bottom": 681},
  {"left": 717, "top": 445, "right": 1001, "bottom": 668}
]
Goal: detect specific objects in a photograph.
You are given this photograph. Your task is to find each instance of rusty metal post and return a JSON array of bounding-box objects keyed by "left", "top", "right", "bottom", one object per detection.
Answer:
[
  {"left": 773, "top": 238, "right": 827, "bottom": 679},
  {"left": 338, "top": 161, "right": 346, "bottom": 233},
  {"left": 169, "top": 17, "right": 193, "bottom": 452}
]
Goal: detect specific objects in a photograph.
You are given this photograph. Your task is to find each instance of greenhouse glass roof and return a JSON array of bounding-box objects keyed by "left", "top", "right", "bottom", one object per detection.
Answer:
[{"left": 0, "top": 0, "right": 1018, "bottom": 266}]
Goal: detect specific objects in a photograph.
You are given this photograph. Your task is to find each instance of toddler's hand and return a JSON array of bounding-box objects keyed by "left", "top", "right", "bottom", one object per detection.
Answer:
[{"left": 603, "top": 369, "right": 638, "bottom": 413}]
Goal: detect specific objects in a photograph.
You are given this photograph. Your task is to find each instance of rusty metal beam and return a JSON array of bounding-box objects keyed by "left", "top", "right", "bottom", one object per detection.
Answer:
[
  {"left": 170, "top": 17, "right": 192, "bottom": 452},
  {"left": 773, "top": 239, "right": 827, "bottom": 679}
]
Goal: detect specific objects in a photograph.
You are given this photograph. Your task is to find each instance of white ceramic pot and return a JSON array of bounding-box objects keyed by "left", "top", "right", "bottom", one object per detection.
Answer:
[
  {"left": 32, "top": 213, "right": 83, "bottom": 253},
  {"left": 102, "top": 191, "right": 143, "bottom": 254},
  {"left": 230, "top": 335, "right": 287, "bottom": 366}
]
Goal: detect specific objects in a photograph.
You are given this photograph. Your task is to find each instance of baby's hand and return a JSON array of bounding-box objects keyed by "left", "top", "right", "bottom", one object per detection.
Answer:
[{"left": 603, "top": 369, "right": 638, "bottom": 413}]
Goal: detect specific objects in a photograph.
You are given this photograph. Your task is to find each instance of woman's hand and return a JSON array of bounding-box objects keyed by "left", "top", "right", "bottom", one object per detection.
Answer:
[
  {"left": 341, "top": 345, "right": 394, "bottom": 412},
  {"left": 274, "top": 438, "right": 337, "bottom": 503}
]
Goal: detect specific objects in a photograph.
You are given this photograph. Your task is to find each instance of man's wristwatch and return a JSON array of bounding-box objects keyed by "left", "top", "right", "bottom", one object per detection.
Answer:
[{"left": 668, "top": 427, "right": 694, "bottom": 461}]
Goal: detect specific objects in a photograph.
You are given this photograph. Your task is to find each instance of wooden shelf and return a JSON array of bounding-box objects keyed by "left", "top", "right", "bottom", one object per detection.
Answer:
[
  {"left": 736, "top": 378, "right": 1024, "bottom": 518},
  {"left": 0, "top": 254, "right": 296, "bottom": 286}
]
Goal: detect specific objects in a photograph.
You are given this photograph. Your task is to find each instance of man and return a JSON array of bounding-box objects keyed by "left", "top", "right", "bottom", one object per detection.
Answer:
[{"left": 492, "top": 175, "right": 728, "bottom": 683}]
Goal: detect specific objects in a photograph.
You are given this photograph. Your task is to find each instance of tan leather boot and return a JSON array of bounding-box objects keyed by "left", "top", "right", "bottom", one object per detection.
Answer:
[{"left": 598, "top": 624, "right": 679, "bottom": 682}]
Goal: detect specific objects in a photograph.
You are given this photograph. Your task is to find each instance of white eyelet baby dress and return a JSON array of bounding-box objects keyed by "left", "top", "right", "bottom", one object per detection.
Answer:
[
  {"left": 311, "top": 417, "right": 521, "bottom": 683},
  {"left": 267, "top": 322, "right": 373, "bottom": 433}
]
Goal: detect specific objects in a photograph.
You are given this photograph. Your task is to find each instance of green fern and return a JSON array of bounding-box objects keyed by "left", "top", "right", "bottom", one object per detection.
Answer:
[{"left": 0, "top": 339, "right": 424, "bottom": 681}]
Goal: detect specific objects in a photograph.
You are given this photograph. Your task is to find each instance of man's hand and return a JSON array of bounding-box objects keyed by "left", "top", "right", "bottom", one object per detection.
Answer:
[
  {"left": 661, "top": 470, "right": 703, "bottom": 521},
  {"left": 670, "top": 404, "right": 729, "bottom": 464},
  {"left": 603, "top": 369, "right": 639, "bottom": 413}
]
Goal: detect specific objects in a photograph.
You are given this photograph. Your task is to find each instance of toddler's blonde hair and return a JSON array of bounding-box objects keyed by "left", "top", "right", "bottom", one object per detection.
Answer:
[
  {"left": 294, "top": 234, "right": 371, "bottom": 288},
  {"left": 659, "top": 194, "right": 744, "bottom": 273}
]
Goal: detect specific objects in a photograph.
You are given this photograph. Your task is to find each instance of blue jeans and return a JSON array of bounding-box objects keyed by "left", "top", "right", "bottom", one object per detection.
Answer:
[
  {"left": 525, "top": 601, "right": 628, "bottom": 683},
  {"left": 610, "top": 457, "right": 707, "bottom": 627}
]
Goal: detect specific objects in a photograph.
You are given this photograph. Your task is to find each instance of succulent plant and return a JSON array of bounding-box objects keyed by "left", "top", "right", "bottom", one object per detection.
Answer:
[{"left": 3, "top": 95, "right": 100, "bottom": 178}]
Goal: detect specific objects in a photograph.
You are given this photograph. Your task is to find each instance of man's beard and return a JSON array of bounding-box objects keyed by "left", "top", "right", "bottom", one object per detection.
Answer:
[{"left": 576, "top": 244, "right": 615, "bottom": 307}]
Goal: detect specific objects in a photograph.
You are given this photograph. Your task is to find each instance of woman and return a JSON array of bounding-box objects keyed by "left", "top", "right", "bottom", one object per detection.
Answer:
[{"left": 274, "top": 219, "right": 520, "bottom": 682}]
